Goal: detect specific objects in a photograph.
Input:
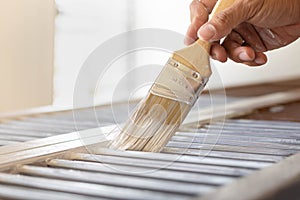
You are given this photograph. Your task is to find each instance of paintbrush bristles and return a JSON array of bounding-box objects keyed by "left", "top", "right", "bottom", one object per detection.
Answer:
[
  {"left": 110, "top": 56, "right": 209, "bottom": 152},
  {"left": 110, "top": 93, "right": 191, "bottom": 152}
]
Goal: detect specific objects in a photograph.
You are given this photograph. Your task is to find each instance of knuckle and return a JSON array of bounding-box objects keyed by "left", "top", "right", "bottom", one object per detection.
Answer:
[{"left": 215, "top": 12, "right": 231, "bottom": 25}]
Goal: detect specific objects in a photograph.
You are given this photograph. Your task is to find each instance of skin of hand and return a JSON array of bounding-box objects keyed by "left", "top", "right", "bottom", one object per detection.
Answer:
[{"left": 185, "top": 0, "right": 300, "bottom": 66}]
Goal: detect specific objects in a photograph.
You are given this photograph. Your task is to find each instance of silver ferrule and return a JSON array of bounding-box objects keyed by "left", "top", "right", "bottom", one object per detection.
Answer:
[{"left": 150, "top": 58, "right": 208, "bottom": 106}]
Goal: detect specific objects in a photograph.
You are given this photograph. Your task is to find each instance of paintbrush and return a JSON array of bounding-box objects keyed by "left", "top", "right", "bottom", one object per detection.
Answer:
[{"left": 110, "top": 0, "right": 235, "bottom": 152}]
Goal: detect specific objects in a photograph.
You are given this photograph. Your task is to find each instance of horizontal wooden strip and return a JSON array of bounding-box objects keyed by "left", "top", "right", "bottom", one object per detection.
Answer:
[
  {"left": 6, "top": 120, "right": 79, "bottom": 130},
  {"left": 0, "top": 184, "right": 102, "bottom": 200},
  {"left": 47, "top": 159, "right": 233, "bottom": 185},
  {"left": 93, "top": 148, "right": 271, "bottom": 169},
  {"left": 166, "top": 141, "right": 295, "bottom": 156},
  {"left": 217, "top": 119, "right": 300, "bottom": 129},
  {"left": 176, "top": 130, "right": 300, "bottom": 143},
  {"left": 0, "top": 126, "right": 114, "bottom": 155},
  {"left": 0, "top": 134, "right": 38, "bottom": 142},
  {"left": 162, "top": 147, "right": 283, "bottom": 162},
  {"left": 25, "top": 117, "right": 99, "bottom": 126},
  {"left": 0, "top": 123, "right": 74, "bottom": 133},
  {"left": 0, "top": 140, "right": 18, "bottom": 146},
  {"left": 171, "top": 135, "right": 300, "bottom": 151},
  {"left": 18, "top": 165, "right": 214, "bottom": 195},
  {"left": 69, "top": 153, "right": 253, "bottom": 177},
  {"left": 0, "top": 128, "right": 55, "bottom": 137},
  {"left": 181, "top": 127, "right": 300, "bottom": 140},
  {"left": 204, "top": 124, "right": 300, "bottom": 133},
  {"left": 0, "top": 172, "right": 186, "bottom": 200},
  {"left": 0, "top": 127, "right": 113, "bottom": 170}
]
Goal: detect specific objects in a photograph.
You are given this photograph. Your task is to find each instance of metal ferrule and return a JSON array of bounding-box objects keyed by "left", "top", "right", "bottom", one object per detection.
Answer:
[{"left": 150, "top": 58, "right": 208, "bottom": 106}]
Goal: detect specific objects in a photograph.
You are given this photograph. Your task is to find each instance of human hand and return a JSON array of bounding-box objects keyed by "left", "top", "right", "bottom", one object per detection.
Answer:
[{"left": 185, "top": 0, "right": 300, "bottom": 66}]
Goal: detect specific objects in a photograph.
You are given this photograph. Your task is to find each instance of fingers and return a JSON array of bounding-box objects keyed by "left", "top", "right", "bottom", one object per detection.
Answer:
[
  {"left": 185, "top": 24, "right": 200, "bottom": 45},
  {"left": 234, "top": 23, "right": 266, "bottom": 52},
  {"left": 222, "top": 32, "right": 267, "bottom": 66},
  {"left": 185, "top": 0, "right": 209, "bottom": 45},
  {"left": 198, "top": 0, "right": 251, "bottom": 42},
  {"left": 185, "top": 0, "right": 269, "bottom": 66},
  {"left": 227, "top": 45, "right": 267, "bottom": 66},
  {"left": 211, "top": 42, "right": 227, "bottom": 62}
]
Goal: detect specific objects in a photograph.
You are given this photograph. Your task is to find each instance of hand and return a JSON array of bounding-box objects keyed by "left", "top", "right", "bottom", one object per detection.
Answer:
[{"left": 185, "top": 0, "right": 300, "bottom": 66}]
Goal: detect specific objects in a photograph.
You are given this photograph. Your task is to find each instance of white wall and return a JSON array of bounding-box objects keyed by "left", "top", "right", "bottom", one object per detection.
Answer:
[{"left": 54, "top": 0, "right": 130, "bottom": 106}]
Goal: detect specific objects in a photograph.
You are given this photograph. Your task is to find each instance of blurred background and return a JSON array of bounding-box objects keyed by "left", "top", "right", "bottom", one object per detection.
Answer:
[{"left": 1, "top": 0, "right": 300, "bottom": 112}]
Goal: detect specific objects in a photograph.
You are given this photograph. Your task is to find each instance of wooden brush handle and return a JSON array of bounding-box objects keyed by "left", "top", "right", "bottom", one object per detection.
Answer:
[
  {"left": 210, "top": 0, "right": 237, "bottom": 18},
  {"left": 174, "top": 0, "right": 237, "bottom": 77},
  {"left": 196, "top": 0, "right": 237, "bottom": 50}
]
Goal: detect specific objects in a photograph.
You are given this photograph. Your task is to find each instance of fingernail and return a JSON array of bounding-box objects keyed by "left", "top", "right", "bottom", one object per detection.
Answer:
[
  {"left": 255, "top": 57, "right": 266, "bottom": 65},
  {"left": 238, "top": 52, "right": 251, "bottom": 61},
  {"left": 197, "top": 24, "right": 216, "bottom": 41}
]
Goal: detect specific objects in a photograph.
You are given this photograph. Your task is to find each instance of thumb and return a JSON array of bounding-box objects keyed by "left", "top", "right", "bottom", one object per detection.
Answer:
[{"left": 197, "top": 0, "right": 249, "bottom": 42}]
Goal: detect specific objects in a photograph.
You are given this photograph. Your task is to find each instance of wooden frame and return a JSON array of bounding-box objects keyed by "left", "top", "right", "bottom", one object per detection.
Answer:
[{"left": 195, "top": 152, "right": 300, "bottom": 200}]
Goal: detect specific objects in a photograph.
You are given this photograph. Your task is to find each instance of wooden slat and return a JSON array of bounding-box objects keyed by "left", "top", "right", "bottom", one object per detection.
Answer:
[
  {"left": 162, "top": 147, "right": 283, "bottom": 162},
  {"left": 0, "top": 126, "right": 114, "bottom": 155},
  {"left": 170, "top": 135, "right": 300, "bottom": 151},
  {"left": 214, "top": 119, "right": 300, "bottom": 129},
  {"left": 93, "top": 148, "right": 271, "bottom": 169},
  {"left": 47, "top": 159, "right": 234, "bottom": 185},
  {"left": 0, "top": 127, "right": 113, "bottom": 170},
  {"left": 166, "top": 142, "right": 295, "bottom": 156},
  {"left": 18, "top": 165, "right": 214, "bottom": 195},
  {"left": 0, "top": 184, "right": 102, "bottom": 200},
  {"left": 175, "top": 132, "right": 300, "bottom": 145},
  {"left": 0, "top": 173, "right": 186, "bottom": 200},
  {"left": 69, "top": 153, "right": 253, "bottom": 177}
]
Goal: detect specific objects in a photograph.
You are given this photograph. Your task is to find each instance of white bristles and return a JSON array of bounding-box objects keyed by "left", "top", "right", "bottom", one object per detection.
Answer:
[{"left": 110, "top": 93, "right": 191, "bottom": 152}]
